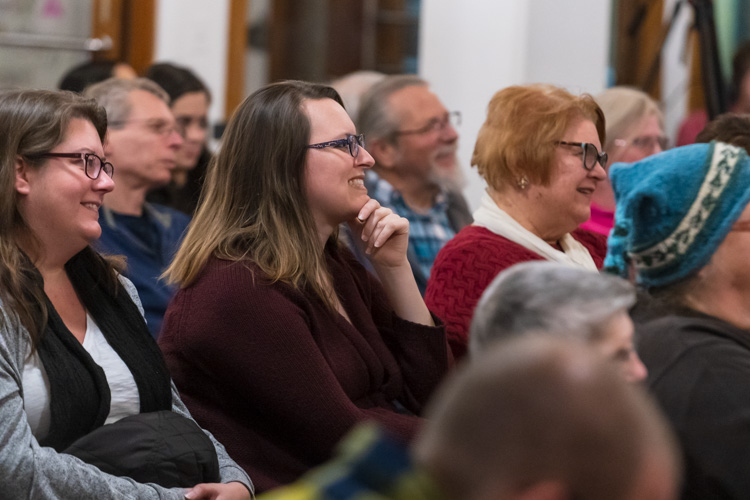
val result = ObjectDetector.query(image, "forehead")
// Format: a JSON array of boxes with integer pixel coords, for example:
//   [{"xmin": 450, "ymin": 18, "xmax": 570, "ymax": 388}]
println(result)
[
  {"xmin": 59, "ymin": 118, "xmax": 103, "ymax": 152},
  {"xmin": 171, "ymin": 91, "xmax": 209, "ymax": 116},
  {"xmin": 387, "ymin": 85, "xmax": 446, "ymax": 125},
  {"xmin": 303, "ymin": 97, "xmax": 355, "ymax": 142},
  {"xmin": 127, "ymin": 89, "xmax": 173, "ymax": 120}
]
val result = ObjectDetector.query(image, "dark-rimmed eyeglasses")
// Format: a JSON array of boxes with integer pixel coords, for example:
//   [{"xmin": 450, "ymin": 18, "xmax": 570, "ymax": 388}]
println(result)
[
  {"xmin": 393, "ymin": 111, "xmax": 461, "ymax": 137},
  {"xmin": 307, "ymin": 134, "xmax": 365, "ymax": 158},
  {"xmin": 556, "ymin": 141, "xmax": 608, "ymax": 171},
  {"xmin": 30, "ymin": 152, "xmax": 114, "ymax": 180}
]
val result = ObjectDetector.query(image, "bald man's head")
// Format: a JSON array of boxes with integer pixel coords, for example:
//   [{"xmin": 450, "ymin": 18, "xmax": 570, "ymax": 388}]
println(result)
[{"xmin": 413, "ymin": 337, "xmax": 679, "ymax": 500}]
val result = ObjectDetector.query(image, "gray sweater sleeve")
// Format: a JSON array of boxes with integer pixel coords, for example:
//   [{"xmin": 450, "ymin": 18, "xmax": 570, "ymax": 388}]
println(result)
[{"xmin": 0, "ymin": 277, "xmax": 252, "ymax": 499}]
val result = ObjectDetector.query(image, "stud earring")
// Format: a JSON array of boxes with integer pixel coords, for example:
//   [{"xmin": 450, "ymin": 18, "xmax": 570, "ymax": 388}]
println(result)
[{"xmin": 517, "ymin": 176, "xmax": 529, "ymax": 190}]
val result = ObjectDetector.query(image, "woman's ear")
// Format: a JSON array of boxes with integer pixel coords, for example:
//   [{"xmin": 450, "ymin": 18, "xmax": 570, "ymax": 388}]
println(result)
[{"xmin": 14, "ymin": 156, "xmax": 31, "ymax": 195}]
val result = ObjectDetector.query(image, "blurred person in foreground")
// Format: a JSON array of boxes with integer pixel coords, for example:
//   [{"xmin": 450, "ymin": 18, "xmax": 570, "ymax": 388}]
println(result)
[
  {"xmin": 159, "ymin": 80, "xmax": 450, "ymax": 493},
  {"xmin": 606, "ymin": 140, "xmax": 750, "ymax": 499},
  {"xmin": 260, "ymin": 337, "xmax": 680, "ymax": 500},
  {"xmin": 426, "ymin": 84, "xmax": 608, "ymax": 360},
  {"xmin": 581, "ymin": 86, "xmax": 665, "ymax": 235},
  {"xmin": 469, "ymin": 260, "xmax": 647, "ymax": 383}
]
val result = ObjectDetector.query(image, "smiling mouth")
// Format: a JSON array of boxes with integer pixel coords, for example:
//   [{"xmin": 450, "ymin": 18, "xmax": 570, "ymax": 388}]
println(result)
[
  {"xmin": 349, "ymin": 178, "xmax": 365, "ymax": 188},
  {"xmin": 82, "ymin": 202, "xmax": 100, "ymax": 212},
  {"xmin": 577, "ymin": 187, "xmax": 595, "ymax": 195}
]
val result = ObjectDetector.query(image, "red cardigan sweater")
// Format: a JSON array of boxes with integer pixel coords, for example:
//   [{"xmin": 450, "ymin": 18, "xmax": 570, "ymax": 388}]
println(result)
[
  {"xmin": 425, "ymin": 225, "xmax": 607, "ymax": 360},
  {"xmin": 159, "ymin": 247, "xmax": 450, "ymax": 493}
]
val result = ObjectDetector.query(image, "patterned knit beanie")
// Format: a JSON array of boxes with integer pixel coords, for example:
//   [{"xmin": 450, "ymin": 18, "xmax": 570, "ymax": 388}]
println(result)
[{"xmin": 604, "ymin": 141, "xmax": 750, "ymax": 287}]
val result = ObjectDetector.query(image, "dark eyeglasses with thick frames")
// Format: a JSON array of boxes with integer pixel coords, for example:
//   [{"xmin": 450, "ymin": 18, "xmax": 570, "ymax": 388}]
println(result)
[
  {"xmin": 307, "ymin": 134, "xmax": 365, "ymax": 158},
  {"xmin": 556, "ymin": 141, "xmax": 608, "ymax": 171},
  {"xmin": 31, "ymin": 152, "xmax": 114, "ymax": 180}
]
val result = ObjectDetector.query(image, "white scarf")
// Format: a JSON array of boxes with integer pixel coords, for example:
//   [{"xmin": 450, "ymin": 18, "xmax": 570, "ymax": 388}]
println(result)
[{"xmin": 472, "ymin": 192, "xmax": 598, "ymax": 271}]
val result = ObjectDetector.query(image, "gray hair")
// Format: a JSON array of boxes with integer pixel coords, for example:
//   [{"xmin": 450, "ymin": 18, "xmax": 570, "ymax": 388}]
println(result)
[
  {"xmin": 330, "ymin": 70, "xmax": 386, "ymax": 123},
  {"xmin": 469, "ymin": 261, "xmax": 636, "ymax": 356},
  {"xmin": 84, "ymin": 77, "xmax": 170, "ymax": 127},
  {"xmin": 357, "ymin": 74, "xmax": 427, "ymax": 142},
  {"xmin": 595, "ymin": 86, "xmax": 663, "ymax": 152}
]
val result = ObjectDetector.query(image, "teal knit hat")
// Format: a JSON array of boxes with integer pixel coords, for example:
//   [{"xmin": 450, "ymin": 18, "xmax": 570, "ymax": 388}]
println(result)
[{"xmin": 604, "ymin": 141, "xmax": 750, "ymax": 288}]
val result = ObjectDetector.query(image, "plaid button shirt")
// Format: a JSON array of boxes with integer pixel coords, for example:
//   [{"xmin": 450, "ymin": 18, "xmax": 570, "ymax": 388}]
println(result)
[{"xmin": 367, "ymin": 172, "xmax": 456, "ymax": 281}]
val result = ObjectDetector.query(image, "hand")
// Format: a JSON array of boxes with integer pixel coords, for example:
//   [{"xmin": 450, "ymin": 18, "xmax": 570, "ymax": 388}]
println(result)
[
  {"xmin": 348, "ymin": 198, "xmax": 410, "ymax": 269},
  {"xmin": 184, "ymin": 481, "xmax": 252, "ymax": 500}
]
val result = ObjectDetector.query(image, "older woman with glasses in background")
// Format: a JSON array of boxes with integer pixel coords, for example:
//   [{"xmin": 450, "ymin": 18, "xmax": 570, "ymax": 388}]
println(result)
[
  {"xmin": 426, "ymin": 84, "xmax": 609, "ymax": 360},
  {"xmin": 159, "ymin": 80, "xmax": 451, "ymax": 493},
  {"xmin": 580, "ymin": 86, "xmax": 666, "ymax": 236}
]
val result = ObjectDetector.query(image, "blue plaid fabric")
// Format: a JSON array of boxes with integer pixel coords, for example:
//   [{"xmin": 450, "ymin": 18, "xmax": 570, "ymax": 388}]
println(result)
[
  {"xmin": 367, "ymin": 173, "xmax": 455, "ymax": 280},
  {"xmin": 258, "ymin": 424, "xmax": 443, "ymax": 500}
]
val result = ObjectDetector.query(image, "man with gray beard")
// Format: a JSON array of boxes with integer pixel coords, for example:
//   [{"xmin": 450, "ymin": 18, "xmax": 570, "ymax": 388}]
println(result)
[{"xmin": 357, "ymin": 75, "xmax": 472, "ymax": 294}]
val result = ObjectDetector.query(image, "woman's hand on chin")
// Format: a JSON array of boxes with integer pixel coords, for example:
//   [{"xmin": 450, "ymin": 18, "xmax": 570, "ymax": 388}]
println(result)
[{"xmin": 348, "ymin": 198, "xmax": 410, "ymax": 269}]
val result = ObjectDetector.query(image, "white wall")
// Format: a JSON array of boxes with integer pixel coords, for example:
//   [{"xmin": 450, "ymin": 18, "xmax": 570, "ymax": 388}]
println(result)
[
  {"xmin": 154, "ymin": 0, "xmax": 230, "ymax": 128},
  {"xmin": 420, "ymin": 0, "xmax": 612, "ymax": 210}
]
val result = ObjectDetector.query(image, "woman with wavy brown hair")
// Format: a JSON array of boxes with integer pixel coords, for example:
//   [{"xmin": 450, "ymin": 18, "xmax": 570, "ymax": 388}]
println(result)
[
  {"xmin": 0, "ymin": 89, "xmax": 251, "ymax": 499},
  {"xmin": 160, "ymin": 80, "xmax": 450, "ymax": 493}
]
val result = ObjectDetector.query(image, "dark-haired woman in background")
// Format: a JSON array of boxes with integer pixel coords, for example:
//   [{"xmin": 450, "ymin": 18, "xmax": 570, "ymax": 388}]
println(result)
[{"xmin": 146, "ymin": 62, "xmax": 212, "ymax": 215}]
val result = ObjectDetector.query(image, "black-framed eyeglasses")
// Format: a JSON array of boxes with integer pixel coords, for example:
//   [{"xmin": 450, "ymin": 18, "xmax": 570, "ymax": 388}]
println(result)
[
  {"xmin": 556, "ymin": 141, "xmax": 608, "ymax": 171},
  {"xmin": 307, "ymin": 133, "xmax": 365, "ymax": 158},
  {"xmin": 393, "ymin": 111, "xmax": 461, "ymax": 137},
  {"xmin": 30, "ymin": 152, "xmax": 114, "ymax": 179}
]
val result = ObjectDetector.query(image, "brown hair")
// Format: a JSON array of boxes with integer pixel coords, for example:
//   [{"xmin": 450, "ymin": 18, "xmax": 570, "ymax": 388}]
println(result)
[
  {"xmin": 0, "ymin": 89, "xmax": 120, "ymax": 345},
  {"xmin": 164, "ymin": 80, "xmax": 345, "ymax": 309},
  {"xmin": 472, "ymin": 84, "xmax": 605, "ymax": 190}
]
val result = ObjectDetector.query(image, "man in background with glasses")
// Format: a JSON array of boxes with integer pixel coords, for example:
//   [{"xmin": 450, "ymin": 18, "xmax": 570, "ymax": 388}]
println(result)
[
  {"xmin": 85, "ymin": 78, "xmax": 189, "ymax": 338},
  {"xmin": 357, "ymin": 75, "xmax": 472, "ymax": 295}
]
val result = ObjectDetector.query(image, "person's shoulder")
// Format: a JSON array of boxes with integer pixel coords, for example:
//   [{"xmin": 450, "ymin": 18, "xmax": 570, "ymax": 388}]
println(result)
[{"xmin": 144, "ymin": 202, "xmax": 191, "ymax": 231}]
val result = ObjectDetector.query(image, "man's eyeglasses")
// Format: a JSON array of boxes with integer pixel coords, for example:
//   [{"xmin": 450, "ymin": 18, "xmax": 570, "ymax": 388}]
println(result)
[
  {"xmin": 307, "ymin": 134, "xmax": 365, "ymax": 158},
  {"xmin": 614, "ymin": 135, "xmax": 668, "ymax": 151},
  {"xmin": 556, "ymin": 141, "xmax": 608, "ymax": 171},
  {"xmin": 393, "ymin": 111, "xmax": 461, "ymax": 137},
  {"xmin": 108, "ymin": 118, "xmax": 180, "ymax": 137},
  {"xmin": 31, "ymin": 152, "xmax": 114, "ymax": 179}
]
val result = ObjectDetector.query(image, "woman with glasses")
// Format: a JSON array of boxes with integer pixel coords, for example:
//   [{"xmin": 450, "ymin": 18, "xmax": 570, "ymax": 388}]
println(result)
[
  {"xmin": 145, "ymin": 62, "xmax": 212, "ymax": 215},
  {"xmin": 159, "ymin": 80, "xmax": 450, "ymax": 493},
  {"xmin": 0, "ymin": 89, "xmax": 252, "ymax": 499},
  {"xmin": 425, "ymin": 84, "xmax": 609, "ymax": 360},
  {"xmin": 580, "ymin": 86, "xmax": 666, "ymax": 236}
]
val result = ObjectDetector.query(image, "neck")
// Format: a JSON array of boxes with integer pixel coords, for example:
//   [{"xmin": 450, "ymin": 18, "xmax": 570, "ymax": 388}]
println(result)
[
  {"xmin": 103, "ymin": 183, "xmax": 148, "ymax": 216},
  {"xmin": 375, "ymin": 168, "xmax": 439, "ymax": 213},
  {"xmin": 489, "ymin": 188, "xmax": 564, "ymax": 245},
  {"xmin": 687, "ymin": 285, "xmax": 750, "ymax": 330}
]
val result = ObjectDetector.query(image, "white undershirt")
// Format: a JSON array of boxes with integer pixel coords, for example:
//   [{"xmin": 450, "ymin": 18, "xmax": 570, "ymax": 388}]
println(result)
[{"xmin": 22, "ymin": 313, "xmax": 141, "ymax": 440}]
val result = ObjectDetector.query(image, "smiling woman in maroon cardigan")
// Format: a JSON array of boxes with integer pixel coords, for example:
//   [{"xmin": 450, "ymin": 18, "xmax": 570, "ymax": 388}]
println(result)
[{"xmin": 159, "ymin": 80, "xmax": 450, "ymax": 493}]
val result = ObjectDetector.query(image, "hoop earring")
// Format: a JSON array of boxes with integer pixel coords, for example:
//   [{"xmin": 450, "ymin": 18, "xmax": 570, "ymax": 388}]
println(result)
[{"xmin": 517, "ymin": 176, "xmax": 529, "ymax": 190}]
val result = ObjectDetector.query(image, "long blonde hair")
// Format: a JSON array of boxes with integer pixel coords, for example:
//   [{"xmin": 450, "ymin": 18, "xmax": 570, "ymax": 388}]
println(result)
[{"xmin": 165, "ymin": 80, "xmax": 345, "ymax": 309}]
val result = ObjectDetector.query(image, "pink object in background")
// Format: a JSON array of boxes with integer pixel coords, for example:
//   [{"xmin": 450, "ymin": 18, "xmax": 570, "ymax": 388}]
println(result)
[{"xmin": 42, "ymin": 0, "xmax": 63, "ymax": 18}]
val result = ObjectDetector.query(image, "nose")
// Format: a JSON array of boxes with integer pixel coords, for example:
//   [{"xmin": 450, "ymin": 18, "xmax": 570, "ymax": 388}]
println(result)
[
  {"xmin": 357, "ymin": 146, "xmax": 375, "ymax": 169},
  {"xmin": 589, "ymin": 162, "xmax": 608, "ymax": 181},
  {"xmin": 625, "ymin": 352, "xmax": 648, "ymax": 384},
  {"xmin": 168, "ymin": 128, "xmax": 184, "ymax": 149},
  {"xmin": 440, "ymin": 121, "xmax": 459, "ymax": 143},
  {"xmin": 94, "ymin": 171, "xmax": 115, "ymax": 193}
]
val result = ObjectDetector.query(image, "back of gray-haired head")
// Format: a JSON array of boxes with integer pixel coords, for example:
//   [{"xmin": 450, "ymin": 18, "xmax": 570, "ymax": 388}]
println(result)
[
  {"xmin": 84, "ymin": 77, "xmax": 170, "ymax": 126},
  {"xmin": 469, "ymin": 261, "xmax": 636, "ymax": 357},
  {"xmin": 357, "ymin": 74, "xmax": 427, "ymax": 142}
]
